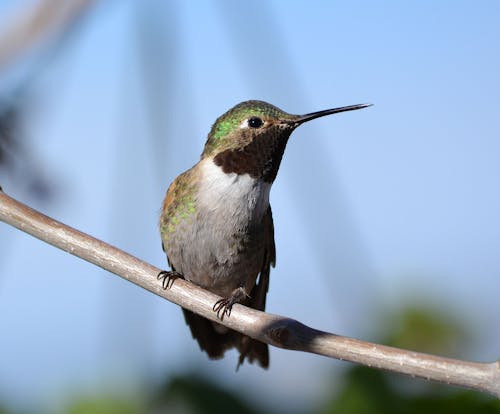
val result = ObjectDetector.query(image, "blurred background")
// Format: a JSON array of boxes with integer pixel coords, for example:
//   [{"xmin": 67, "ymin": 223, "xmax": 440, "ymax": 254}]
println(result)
[{"xmin": 0, "ymin": 0, "xmax": 499, "ymax": 413}]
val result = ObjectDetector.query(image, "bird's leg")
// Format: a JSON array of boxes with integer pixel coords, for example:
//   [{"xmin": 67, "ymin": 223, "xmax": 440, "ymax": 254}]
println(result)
[
  {"xmin": 213, "ymin": 287, "xmax": 249, "ymax": 320},
  {"xmin": 157, "ymin": 270, "xmax": 182, "ymax": 290}
]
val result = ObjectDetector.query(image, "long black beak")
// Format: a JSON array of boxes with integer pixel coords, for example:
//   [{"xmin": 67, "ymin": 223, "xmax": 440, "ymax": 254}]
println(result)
[{"xmin": 291, "ymin": 103, "xmax": 372, "ymax": 126}]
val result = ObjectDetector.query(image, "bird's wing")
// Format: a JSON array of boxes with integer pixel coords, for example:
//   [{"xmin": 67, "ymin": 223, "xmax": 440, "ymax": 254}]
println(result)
[
  {"xmin": 159, "ymin": 168, "xmax": 195, "ymax": 270},
  {"xmin": 250, "ymin": 205, "xmax": 276, "ymax": 312}
]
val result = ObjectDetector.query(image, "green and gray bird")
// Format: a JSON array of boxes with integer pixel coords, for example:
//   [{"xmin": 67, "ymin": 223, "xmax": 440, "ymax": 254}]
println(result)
[{"xmin": 159, "ymin": 100, "xmax": 370, "ymax": 369}]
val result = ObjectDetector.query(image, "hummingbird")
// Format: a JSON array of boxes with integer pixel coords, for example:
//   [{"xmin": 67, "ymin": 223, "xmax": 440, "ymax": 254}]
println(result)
[{"xmin": 158, "ymin": 100, "xmax": 371, "ymax": 369}]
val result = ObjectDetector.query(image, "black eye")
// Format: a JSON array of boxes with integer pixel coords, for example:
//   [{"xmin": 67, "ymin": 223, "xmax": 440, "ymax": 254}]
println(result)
[{"xmin": 248, "ymin": 117, "xmax": 263, "ymax": 128}]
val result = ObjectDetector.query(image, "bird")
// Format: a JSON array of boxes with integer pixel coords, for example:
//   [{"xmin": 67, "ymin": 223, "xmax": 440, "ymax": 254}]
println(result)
[{"xmin": 158, "ymin": 100, "xmax": 371, "ymax": 369}]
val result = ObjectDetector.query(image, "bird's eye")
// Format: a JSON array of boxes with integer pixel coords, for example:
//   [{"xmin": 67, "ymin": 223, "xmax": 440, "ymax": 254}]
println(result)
[{"xmin": 247, "ymin": 117, "xmax": 263, "ymax": 128}]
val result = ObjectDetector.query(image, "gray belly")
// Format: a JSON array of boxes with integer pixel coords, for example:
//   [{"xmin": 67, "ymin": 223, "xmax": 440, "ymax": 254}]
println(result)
[{"xmin": 165, "ymin": 209, "xmax": 266, "ymax": 297}]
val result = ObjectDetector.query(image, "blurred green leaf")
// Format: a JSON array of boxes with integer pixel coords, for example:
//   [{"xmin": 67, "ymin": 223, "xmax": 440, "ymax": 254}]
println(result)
[
  {"xmin": 150, "ymin": 373, "xmax": 262, "ymax": 414},
  {"xmin": 66, "ymin": 396, "xmax": 140, "ymax": 414},
  {"xmin": 321, "ymin": 365, "xmax": 500, "ymax": 414},
  {"xmin": 382, "ymin": 306, "xmax": 465, "ymax": 355}
]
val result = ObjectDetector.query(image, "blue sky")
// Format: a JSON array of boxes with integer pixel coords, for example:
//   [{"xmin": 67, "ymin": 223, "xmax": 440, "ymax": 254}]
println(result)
[{"xmin": 0, "ymin": 1, "xmax": 499, "ymax": 411}]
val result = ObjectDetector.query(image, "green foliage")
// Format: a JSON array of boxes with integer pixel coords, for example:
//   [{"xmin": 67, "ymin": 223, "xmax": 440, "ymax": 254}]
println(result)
[
  {"xmin": 149, "ymin": 373, "xmax": 260, "ymax": 414},
  {"xmin": 382, "ymin": 306, "xmax": 465, "ymax": 355},
  {"xmin": 66, "ymin": 396, "xmax": 141, "ymax": 414},
  {"xmin": 320, "ymin": 366, "xmax": 500, "ymax": 414}
]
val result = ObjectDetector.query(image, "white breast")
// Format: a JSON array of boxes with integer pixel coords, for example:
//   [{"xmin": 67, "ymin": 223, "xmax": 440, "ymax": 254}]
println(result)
[{"xmin": 197, "ymin": 158, "xmax": 271, "ymax": 221}]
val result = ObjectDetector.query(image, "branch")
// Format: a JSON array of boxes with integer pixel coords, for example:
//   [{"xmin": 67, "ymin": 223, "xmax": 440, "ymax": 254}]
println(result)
[{"xmin": 0, "ymin": 188, "xmax": 499, "ymax": 397}]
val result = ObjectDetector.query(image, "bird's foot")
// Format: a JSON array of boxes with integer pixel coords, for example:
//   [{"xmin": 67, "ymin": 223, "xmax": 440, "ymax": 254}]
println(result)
[
  {"xmin": 157, "ymin": 270, "xmax": 182, "ymax": 290},
  {"xmin": 213, "ymin": 287, "xmax": 248, "ymax": 320}
]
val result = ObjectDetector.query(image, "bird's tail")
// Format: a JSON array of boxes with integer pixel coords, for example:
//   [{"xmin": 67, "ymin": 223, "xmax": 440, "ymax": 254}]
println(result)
[{"xmin": 182, "ymin": 309, "xmax": 269, "ymax": 369}]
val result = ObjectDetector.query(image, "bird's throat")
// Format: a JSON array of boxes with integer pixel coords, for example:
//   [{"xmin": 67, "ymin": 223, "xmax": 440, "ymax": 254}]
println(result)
[
  {"xmin": 212, "ymin": 129, "xmax": 290, "ymax": 183},
  {"xmin": 197, "ymin": 159, "xmax": 272, "ymax": 221}
]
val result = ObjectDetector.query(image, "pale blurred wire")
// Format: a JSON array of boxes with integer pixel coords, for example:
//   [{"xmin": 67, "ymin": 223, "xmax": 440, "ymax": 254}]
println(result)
[
  {"xmin": 100, "ymin": 0, "xmax": 199, "ymax": 384},
  {"xmin": 134, "ymin": 1, "xmax": 183, "ymax": 185}
]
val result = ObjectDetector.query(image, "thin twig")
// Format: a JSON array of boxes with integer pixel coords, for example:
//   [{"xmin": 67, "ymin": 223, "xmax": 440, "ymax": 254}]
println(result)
[{"xmin": 0, "ymin": 188, "xmax": 499, "ymax": 397}]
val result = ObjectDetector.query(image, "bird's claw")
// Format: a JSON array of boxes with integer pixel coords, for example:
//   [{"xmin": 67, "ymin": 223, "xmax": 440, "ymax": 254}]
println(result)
[
  {"xmin": 212, "ymin": 287, "xmax": 248, "ymax": 320},
  {"xmin": 213, "ymin": 297, "xmax": 235, "ymax": 320},
  {"xmin": 157, "ymin": 270, "xmax": 181, "ymax": 290}
]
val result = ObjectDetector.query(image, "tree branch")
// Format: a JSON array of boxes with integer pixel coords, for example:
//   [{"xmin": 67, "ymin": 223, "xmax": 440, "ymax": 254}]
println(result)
[{"xmin": 0, "ymin": 188, "xmax": 499, "ymax": 397}]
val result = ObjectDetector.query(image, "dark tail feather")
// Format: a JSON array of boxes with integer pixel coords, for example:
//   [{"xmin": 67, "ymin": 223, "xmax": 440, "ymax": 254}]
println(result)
[
  {"xmin": 237, "ymin": 336, "xmax": 269, "ymax": 370},
  {"xmin": 182, "ymin": 309, "xmax": 229, "ymax": 358},
  {"xmin": 182, "ymin": 309, "xmax": 269, "ymax": 368}
]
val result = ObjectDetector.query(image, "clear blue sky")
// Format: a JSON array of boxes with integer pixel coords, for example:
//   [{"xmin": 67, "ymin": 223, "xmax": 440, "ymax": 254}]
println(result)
[{"xmin": 0, "ymin": 1, "xmax": 499, "ymax": 411}]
